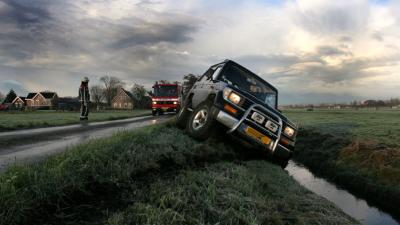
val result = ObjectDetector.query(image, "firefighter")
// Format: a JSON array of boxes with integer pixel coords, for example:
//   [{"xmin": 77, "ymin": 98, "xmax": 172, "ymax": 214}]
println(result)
[{"xmin": 79, "ymin": 77, "xmax": 90, "ymax": 120}]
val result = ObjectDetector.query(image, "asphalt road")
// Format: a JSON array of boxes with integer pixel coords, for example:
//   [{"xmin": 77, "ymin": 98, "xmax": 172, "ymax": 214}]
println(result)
[{"xmin": 0, "ymin": 115, "xmax": 173, "ymax": 172}]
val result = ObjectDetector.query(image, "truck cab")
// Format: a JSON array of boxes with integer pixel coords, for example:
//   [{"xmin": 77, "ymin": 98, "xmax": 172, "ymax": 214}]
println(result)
[
  {"xmin": 152, "ymin": 83, "xmax": 181, "ymax": 116},
  {"xmin": 176, "ymin": 60, "xmax": 298, "ymax": 160}
]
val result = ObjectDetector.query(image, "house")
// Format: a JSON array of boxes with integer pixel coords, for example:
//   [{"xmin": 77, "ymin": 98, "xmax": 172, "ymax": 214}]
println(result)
[
  {"xmin": 11, "ymin": 96, "xmax": 26, "ymax": 109},
  {"xmin": 25, "ymin": 92, "xmax": 58, "ymax": 109},
  {"xmin": 112, "ymin": 88, "xmax": 135, "ymax": 109}
]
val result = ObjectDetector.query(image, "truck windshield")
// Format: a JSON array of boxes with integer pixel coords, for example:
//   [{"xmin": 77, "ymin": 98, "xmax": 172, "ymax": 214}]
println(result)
[
  {"xmin": 154, "ymin": 85, "xmax": 178, "ymax": 97},
  {"xmin": 220, "ymin": 64, "xmax": 277, "ymax": 108}
]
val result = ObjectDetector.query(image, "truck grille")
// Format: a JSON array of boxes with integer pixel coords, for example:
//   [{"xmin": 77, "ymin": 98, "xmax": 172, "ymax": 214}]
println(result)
[{"xmin": 154, "ymin": 101, "xmax": 174, "ymax": 104}]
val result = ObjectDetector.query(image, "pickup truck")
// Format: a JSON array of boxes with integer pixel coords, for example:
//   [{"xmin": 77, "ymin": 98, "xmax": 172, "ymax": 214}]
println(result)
[{"xmin": 176, "ymin": 60, "xmax": 297, "ymax": 160}]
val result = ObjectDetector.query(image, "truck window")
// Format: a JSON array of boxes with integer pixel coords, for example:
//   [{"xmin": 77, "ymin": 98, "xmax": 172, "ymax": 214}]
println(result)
[
  {"xmin": 220, "ymin": 64, "xmax": 277, "ymax": 108},
  {"xmin": 154, "ymin": 86, "xmax": 178, "ymax": 97}
]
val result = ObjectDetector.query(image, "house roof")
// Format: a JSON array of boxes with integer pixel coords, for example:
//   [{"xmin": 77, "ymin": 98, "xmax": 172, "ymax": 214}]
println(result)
[
  {"xmin": 121, "ymin": 88, "xmax": 134, "ymax": 99},
  {"xmin": 40, "ymin": 92, "xmax": 57, "ymax": 99},
  {"xmin": 11, "ymin": 96, "xmax": 26, "ymax": 104},
  {"xmin": 26, "ymin": 92, "xmax": 37, "ymax": 99},
  {"xmin": 112, "ymin": 88, "xmax": 134, "ymax": 102}
]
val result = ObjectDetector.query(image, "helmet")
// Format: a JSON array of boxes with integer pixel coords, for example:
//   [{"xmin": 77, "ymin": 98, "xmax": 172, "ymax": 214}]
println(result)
[{"xmin": 82, "ymin": 77, "xmax": 89, "ymax": 82}]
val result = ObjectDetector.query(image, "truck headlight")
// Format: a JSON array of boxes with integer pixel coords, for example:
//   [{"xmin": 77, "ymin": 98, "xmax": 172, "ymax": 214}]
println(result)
[
  {"xmin": 173, "ymin": 101, "xmax": 178, "ymax": 104},
  {"xmin": 223, "ymin": 87, "xmax": 241, "ymax": 105},
  {"xmin": 284, "ymin": 126, "xmax": 295, "ymax": 137},
  {"xmin": 228, "ymin": 92, "xmax": 241, "ymax": 105},
  {"xmin": 152, "ymin": 101, "xmax": 157, "ymax": 105}
]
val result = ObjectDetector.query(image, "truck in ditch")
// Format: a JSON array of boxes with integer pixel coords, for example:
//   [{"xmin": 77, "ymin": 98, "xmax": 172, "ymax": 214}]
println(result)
[{"xmin": 176, "ymin": 60, "xmax": 297, "ymax": 160}]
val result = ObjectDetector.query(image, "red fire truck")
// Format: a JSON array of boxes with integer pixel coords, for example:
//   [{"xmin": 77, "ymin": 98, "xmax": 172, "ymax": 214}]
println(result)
[{"xmin": 152, "ymin": 83, "xmax": 181, "ymax": 116}]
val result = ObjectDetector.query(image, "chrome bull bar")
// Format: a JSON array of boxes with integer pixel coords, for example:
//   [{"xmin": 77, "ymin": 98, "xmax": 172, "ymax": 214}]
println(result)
[{"xmin": 226, "ymin": 104, "xmax": 283, "ymax": 152}]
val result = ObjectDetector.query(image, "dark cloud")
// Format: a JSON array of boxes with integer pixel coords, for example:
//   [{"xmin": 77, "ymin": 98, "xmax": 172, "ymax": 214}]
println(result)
[
  {"xmin": 0, "ymin": 0, "xmax": 202, "ymax": 89},
  {"xmin": 0, "ymin": 0, "xmax": 52, "ymax": 27},
  {"xmin": 317, "ymin": 45, "xmax": 351, "ymax": 56},
  {"xmin": 110, "ymin": 22, "xmax": 198, "ymax": 49}
]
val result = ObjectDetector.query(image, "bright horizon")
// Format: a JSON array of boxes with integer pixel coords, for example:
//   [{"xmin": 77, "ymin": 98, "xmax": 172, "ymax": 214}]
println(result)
[{"xmin": 1, "ymin": 0, "xmax": 399, "ymax": 104}]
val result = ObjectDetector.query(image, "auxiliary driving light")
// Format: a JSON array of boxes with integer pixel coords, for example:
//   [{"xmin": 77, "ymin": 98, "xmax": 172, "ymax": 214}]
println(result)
[
  {"xmin": 284, "ymin": 126, "xmax": 295, "ymax": 137},
  {"xmin": 265, "ymin": 120, "xmax": 278, "ymax": 133},
  {"xmin": 251, "ymin": 112, "xmax": 265, "ymax": 124}
]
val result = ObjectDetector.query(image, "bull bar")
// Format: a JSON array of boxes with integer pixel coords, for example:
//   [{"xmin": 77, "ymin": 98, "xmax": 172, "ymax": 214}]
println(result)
[{"xmin": 216, "ymin": 104, "xmax": 283, "ymax": 152}]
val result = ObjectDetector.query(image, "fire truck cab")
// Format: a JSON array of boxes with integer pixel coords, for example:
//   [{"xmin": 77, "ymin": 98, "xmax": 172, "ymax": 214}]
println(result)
[{"xmin": 152, "ymin": 83, "xmax": 181, "ymax": 116}]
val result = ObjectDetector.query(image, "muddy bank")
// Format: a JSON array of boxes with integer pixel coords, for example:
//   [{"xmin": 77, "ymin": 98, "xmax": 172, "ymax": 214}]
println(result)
[{"xmin": 293, "ymin": 128, "xmax": 400, "ymax": 219}]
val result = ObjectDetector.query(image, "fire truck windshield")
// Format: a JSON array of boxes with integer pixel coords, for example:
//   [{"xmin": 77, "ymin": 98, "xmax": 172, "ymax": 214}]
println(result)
[{"xmin": 154, "ymin": 85, "xmax": 178, "ymax": 97}]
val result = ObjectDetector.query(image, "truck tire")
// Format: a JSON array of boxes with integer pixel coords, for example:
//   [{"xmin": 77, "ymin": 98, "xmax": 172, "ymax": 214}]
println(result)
[
  {"xmin": 176, "ymin": 98, "xmax": 192, "ymax": 129},
  {"xmin": 187, "ymin": 101, "xmax": 215, "ymax": 140}
]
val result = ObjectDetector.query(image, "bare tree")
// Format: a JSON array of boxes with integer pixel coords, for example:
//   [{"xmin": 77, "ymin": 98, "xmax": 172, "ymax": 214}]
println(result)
[
  {"xmin": 100, "ymin": 76, "xmax": 125, "ymax": 106},
  {"xmin": 90, "ymin": 85, "xmax": 105, "ymax": 110}
]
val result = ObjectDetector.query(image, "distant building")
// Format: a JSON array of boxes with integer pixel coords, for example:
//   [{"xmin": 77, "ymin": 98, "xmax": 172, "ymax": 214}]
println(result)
[
  {"xmin": 11, "ymin": 96, "xmax": 26, "ymax": 109},
  {"xmin": 57, "ymin": 97, "xmax": 80, "ymax": 111},
  {"xmin": 112, "ymin": 88, "xmax": 135, "ymax": 109},
  {"xmin": 25, "ymin": 92, "xmax": 58, "ymax": 109}
]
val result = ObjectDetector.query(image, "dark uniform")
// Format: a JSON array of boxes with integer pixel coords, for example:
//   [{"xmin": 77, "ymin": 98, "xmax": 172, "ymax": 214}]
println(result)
[{"xmin": 79, "ymin": 77, "xmax": 90, "ymax": 120}]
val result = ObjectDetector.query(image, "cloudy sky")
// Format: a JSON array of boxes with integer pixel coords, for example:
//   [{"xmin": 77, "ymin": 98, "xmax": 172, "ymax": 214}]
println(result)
[{"xmin": 0, "ymin": 0, "xmax": 399, "ymax": 104}]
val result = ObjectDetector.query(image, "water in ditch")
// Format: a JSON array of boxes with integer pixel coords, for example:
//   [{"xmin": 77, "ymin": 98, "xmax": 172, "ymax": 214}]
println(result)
[{"xmin": 285, "ymin": 160, "xmax": 399, "ymax": 225}]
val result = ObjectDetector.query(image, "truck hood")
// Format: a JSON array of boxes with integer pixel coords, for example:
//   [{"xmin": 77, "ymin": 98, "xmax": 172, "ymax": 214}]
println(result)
[{"xmin": 230, "ymin": 86, "xmax": 297, "ymax": 128}]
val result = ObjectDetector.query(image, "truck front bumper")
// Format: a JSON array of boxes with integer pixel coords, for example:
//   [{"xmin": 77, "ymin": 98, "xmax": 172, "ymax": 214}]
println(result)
[
  {"xmin": 152, "ymin": 104, "xmax": 180, "ymax": 112},
  {"xmin": 214, "ymin": 107, "xmax": 293, "ymax": 159}
]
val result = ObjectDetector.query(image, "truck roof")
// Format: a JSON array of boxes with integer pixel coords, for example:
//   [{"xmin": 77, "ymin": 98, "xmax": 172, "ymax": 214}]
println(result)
[{"xmin": 153, "ymin": 84, "xmax": 180, "ymax": 86}]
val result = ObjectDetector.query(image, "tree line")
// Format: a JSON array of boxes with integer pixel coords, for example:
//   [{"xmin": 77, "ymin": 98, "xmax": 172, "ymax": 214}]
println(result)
[{"xmin": 283, "ymin": 98, "xmax": 400, "ymax": 109}]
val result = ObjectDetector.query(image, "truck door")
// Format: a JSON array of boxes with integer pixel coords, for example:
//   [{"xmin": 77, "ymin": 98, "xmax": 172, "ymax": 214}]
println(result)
[{"xmin": 191, "ymin": 66, "xmax": 222, "ymax": 108}]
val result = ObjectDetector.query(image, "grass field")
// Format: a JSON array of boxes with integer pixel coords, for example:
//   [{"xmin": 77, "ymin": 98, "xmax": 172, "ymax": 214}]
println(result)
[
  {"xmin": 0, "ymin": 110, "xmax": 150, "ymax": 131},
  {"xmin": 284, "ymin": 109, "xmax": 400, "ymax": 216},
  {"xmin": 0, "ymin": 123, "xmax": 358, "ymax": 225},
  {"xmin": 285, "ymin": 109, "xmax": 400, "ymax": 147}
]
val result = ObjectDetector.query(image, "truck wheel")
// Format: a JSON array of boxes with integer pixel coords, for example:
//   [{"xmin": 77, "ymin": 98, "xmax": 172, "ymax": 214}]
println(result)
[
  {"xmin": 152, "ymin": 110, "xmax": 157, "ymax": 116},
  {"xmin": 176, "ymin": 99, "xmax": 191, "ymax": 129},
  {"xmin": 187, "ymin": 101, "xmax": 215, "ymax": 140}
]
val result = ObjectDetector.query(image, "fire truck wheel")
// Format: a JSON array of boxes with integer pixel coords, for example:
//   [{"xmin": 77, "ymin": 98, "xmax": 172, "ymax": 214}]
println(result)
[
  {"xmin": 152, "ymin": 110, "xmax": 157, "ymax": 116},
  {"xmin": 176, "ymin": 100, "xmax": 191, "ymax": 129},
  {"xmin": 187, "ymin": 101, "xmax": 215, "ymax": 140}
]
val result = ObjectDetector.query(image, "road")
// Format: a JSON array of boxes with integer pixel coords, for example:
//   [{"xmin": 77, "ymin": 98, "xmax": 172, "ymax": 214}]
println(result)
[{"xmin": 0, "ymin": 115, "xmax": 173, "ymax": 171}]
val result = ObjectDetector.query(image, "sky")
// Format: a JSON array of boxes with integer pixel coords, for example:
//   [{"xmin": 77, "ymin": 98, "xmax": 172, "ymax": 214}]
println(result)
[{"xmin": 0, "ymin": 0, "xmax": 399, "ymax": 104}]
